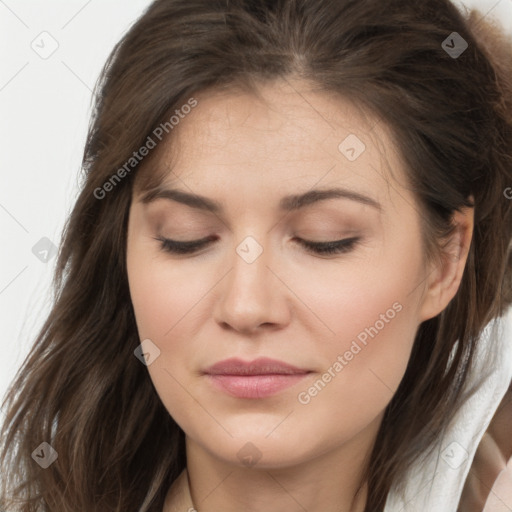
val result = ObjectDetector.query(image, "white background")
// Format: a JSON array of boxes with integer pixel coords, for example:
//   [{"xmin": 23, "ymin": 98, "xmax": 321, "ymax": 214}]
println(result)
[{"xmin": 1, "ymin": 0, "xmax": 512, "ymax": 419}]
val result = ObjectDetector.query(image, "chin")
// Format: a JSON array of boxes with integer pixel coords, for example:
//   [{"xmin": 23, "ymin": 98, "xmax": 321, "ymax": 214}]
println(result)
[{"xmin": 190, "ymin": 426, "xmax": 321, "ymax": 470}]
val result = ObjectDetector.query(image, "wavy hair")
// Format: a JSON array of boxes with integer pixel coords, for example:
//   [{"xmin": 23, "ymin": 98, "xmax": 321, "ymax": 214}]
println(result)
[{"xmin": 1, "ymin": 0, "xmax": 512, "ymax": 510}]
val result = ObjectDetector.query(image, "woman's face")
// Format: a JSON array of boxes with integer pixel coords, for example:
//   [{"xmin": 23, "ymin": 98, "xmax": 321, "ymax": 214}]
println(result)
[{"xmin": 126, "ymin": 79, "xmax": 438, "ymax": 469}]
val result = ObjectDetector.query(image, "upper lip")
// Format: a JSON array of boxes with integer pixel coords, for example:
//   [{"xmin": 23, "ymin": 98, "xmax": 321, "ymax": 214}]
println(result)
[{"xmin": 203, "ymin": 357, "xmax": 310, "ymax": 376}]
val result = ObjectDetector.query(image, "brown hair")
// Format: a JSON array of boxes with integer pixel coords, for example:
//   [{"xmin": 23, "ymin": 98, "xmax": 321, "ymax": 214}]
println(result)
[{"xmin": 1, "ymin": 1, "xmax": 511, "ymax": 510}]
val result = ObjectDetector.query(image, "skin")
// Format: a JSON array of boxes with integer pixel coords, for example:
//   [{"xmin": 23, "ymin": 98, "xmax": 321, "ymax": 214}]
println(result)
[
  {"xmin": 460, "ymin": 389, "xmax": 512, "ymax": 510},
  {"xmin": 125, "ymin": 78, "xmax": 474, "ymax": 512}
]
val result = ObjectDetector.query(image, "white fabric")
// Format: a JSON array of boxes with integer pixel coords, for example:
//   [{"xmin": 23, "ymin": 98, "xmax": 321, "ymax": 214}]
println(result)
[{"xmin": 383, "ymin": 305, "xmax": 512, "ymax": 512}]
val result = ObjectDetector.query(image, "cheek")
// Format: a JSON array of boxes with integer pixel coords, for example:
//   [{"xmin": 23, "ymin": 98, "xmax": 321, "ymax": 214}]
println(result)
[
  {"xmin": 126, "ymin": 242, "xmax": 207, "ymax": 339},
  {"xmin": 126, "ymin": 243, "xmax": 208, "ymax": 432},
  {"xmin": 308, "ymin": 265, "xmax": 418, "ymax": 364},
  {"xmin": 289, "ymin": 296, "xmax": 417, "ymax": 454},
  {"xmin": 304, "ymin": 216, "xmax": 424, "ymax": 356},
  {"xmin": 292, "ymin": 241, "xmax": 423, "ymax": 436}
]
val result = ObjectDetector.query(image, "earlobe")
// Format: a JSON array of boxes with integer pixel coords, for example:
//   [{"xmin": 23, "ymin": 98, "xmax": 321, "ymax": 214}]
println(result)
[{"xmin": 418, "ymin": 202, "xmax": 475, "ymax": 323}]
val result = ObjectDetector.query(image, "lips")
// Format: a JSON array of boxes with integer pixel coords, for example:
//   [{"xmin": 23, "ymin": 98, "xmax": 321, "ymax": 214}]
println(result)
[
  {"xmin": 203, "ymin": 357, "xmax": 311, "ymax": 399},
  {"xmin": 203, "ymin": 357, "xmax": 310, "ymax": 376}
]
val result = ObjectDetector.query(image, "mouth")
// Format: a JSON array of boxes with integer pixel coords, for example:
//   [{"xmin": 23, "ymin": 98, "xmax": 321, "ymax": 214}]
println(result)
[{"xmin": 203, "ymin": 357, "xmax": 312, "ymax": 399}]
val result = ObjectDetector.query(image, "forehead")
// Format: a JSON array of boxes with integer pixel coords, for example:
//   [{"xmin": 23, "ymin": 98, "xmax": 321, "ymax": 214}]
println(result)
[
  {"xmin": 173, "ymin": 80, "xmax": 378, "ymax": 167},
  {"xmin": 134, "ymin": 79, "xmax": 409, "ymax": 215}
]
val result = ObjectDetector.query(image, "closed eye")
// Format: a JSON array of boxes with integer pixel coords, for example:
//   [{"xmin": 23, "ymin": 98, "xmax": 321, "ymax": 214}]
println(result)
[
  {"xmin": 297, "ymin": 237, "xmax": 360, "ymax": 255},
  {"xmin": 154, "ymin": 235, "xmax": 217, "ymax": 255},
  {"xmin": 154, "ymin": 235, "xmax": 361, "ymax": 256}
]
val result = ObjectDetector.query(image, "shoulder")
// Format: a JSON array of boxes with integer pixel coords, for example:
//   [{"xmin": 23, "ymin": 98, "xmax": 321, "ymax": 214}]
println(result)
[{"xmin": 458, "ymin": 384, "xmax": 512, "ymax": 511}]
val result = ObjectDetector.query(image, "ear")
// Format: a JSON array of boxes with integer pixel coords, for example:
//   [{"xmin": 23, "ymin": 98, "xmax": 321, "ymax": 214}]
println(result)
[{"xmin": 418, "ymin": 199, "xmax": 475, "ymax": 323}]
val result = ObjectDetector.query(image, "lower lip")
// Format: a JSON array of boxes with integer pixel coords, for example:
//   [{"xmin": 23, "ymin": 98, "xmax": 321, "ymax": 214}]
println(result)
[{"xmin": 206, "ymin": 374, "xmax": 310, "ymax": 399}]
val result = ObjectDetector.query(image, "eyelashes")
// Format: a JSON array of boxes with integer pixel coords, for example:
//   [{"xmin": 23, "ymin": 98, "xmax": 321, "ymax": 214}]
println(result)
[
  {"xmin": 154, "ymin": 235, "xmax": 361, "ymax": 256},
  {"xmin": 154, "ymin": 235, "xmax": 218, "ymax": 255},
  {"xmin": 298, "ymin": 237, "xmax": 360, "ymax": 255}
]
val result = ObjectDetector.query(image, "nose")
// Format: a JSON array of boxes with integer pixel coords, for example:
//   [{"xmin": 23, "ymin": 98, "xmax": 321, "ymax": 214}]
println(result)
[{"xmin": 213, "ymin": 237, "xmax": 291, "ymax": 335}]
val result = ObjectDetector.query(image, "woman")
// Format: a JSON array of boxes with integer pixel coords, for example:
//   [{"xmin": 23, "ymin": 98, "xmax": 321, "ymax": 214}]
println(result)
[{"xmin": 1, "ymin": 0, "xmax": 511, "ymax": 511}]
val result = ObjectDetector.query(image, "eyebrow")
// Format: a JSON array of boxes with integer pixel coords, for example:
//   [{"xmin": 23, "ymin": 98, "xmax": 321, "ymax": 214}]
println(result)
[{"xmin": 139, "ymin": 186, "xmax": 382, "ymax": 213}]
